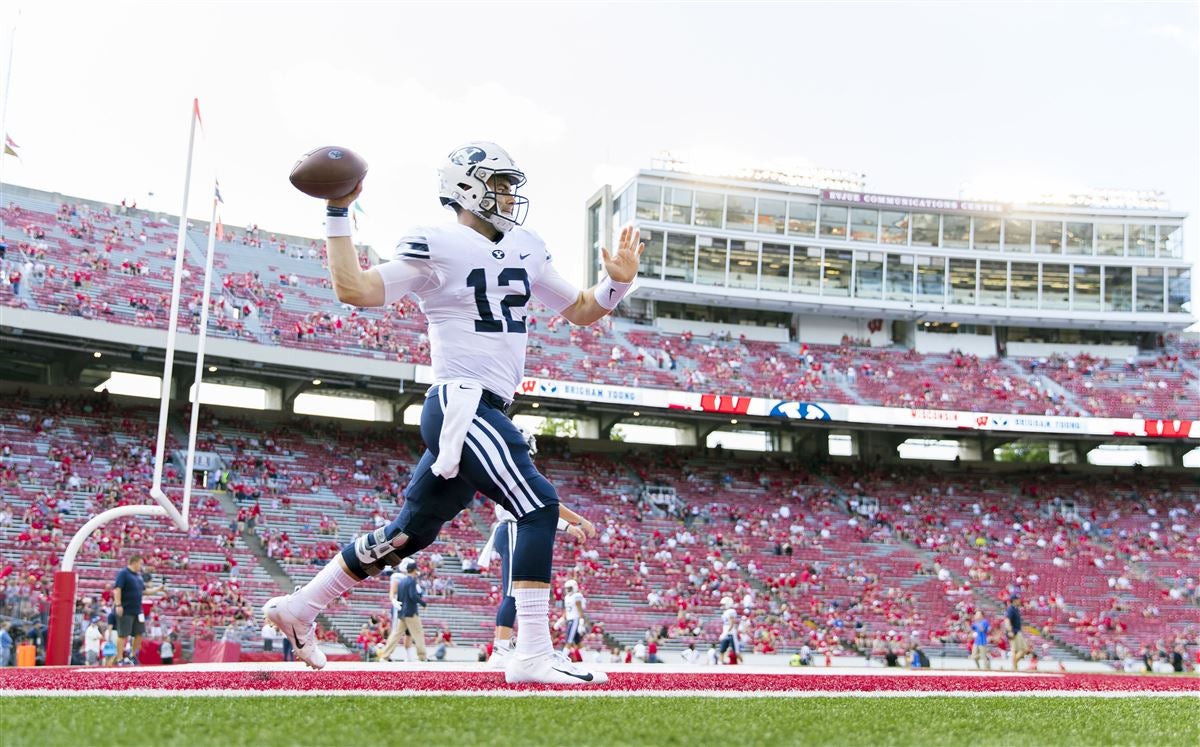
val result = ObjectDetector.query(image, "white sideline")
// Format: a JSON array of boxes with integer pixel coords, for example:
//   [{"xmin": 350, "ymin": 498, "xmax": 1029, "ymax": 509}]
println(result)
[
  {"xmin": 66, "ymin": 661, "xmax": 1072, "ymax": 678},
  {"xmin": 2, "ymin": 689, "xmax": 1196, "ymax": 699}
]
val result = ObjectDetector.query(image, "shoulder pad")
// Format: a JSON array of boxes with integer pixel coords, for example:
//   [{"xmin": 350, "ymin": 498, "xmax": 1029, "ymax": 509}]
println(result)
[{"xmin": 395, "ymin": 227, "xmax": 431, "ymax": 261}]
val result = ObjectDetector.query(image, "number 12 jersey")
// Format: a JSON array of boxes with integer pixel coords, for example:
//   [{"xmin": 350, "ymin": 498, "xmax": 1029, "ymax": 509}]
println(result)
[{"xmin": 376, "ymin": 223, "xmax": 580, "ymax": 400}]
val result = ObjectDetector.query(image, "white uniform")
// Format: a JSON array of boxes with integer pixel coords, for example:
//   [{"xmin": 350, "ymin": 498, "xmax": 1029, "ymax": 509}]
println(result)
[
  {"xmin": 377, "ymin": 224, "xmax": 578, "ymax": 399},
  {"xmin": 718, "ymin": 608, "xmax": 739, "ymax": 657},
  {"xmin": 564, "ymin": 589, "xmax": 586, "ymax": 645},
  {"xmin": 721, "ymin": 608, "xmax": 737, "ymax": 637},
  {"xmin": 84, "ymin": 624, "xmax": 102, "ymax": 664},
  {"xmin": 565, "ymin": 591, "xmax": 586, "ymax": 622}
]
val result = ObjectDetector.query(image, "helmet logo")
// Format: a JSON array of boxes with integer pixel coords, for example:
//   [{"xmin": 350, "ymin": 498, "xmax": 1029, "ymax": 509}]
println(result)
[
  {"xmin": 449, "ymin": 146, "xmax": 487, "ymax": 165},
  {"xmin": 491, "ymin": 249, "xmax": 506, "ymax": 260}
]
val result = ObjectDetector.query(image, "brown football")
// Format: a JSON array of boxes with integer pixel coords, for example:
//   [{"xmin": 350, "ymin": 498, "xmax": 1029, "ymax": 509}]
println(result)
[{"xmin": 288, "ymin": 146, "xmax": 368, "ymax": 199}]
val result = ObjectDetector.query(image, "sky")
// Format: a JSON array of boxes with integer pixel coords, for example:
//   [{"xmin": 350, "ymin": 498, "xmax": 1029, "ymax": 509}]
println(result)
[{"xmin": 0, "ymin": 1, "xmax": 1197, "ymax": 303}]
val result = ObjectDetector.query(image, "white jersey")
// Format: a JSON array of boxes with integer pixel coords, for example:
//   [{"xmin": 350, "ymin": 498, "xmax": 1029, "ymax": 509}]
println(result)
[
  {"xmin": 721, "ymin": 608, "xmax": 737, "ymax": 637},
  {"xmin": 377, "ymin": 223, "xmax": 579, "ymax": 399},
  {"xmin": 84, "ymin": 625, "xmax": 102, "ymax": 654},
  {"xmin": 564, "ymin": 591, "xmax": 586, "ymax": 621}
]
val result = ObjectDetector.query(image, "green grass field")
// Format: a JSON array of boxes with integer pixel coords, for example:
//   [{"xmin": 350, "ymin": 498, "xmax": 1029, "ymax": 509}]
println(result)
[{"xmin": 2, "ymin": 696, "xmax": 1197, "ymax": 746}]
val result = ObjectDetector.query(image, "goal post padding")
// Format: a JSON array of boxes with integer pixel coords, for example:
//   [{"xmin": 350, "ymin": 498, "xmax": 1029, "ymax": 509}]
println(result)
[{"xmin": 46, "ymin": 571, "xmax": 78, "ymax": 666}]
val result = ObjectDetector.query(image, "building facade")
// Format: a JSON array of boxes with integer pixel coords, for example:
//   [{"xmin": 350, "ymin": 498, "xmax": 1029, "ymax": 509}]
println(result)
[{"xmin": 586, "ymin": 168, "xmax": 1192, "ymax": 343}]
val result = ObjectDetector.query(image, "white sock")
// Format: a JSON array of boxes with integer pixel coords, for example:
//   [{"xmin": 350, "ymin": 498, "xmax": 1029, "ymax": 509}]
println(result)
[
  {"xmin": 514, "ymin": 587, "xmax": 552, "ymax": 658},
  {"xmin": 289, "ymin": 559, "xmax": 358, "ymax": 625},
  {"xmin": 494, "ymin": 638, "xmax": 512, "ymax": 652}
]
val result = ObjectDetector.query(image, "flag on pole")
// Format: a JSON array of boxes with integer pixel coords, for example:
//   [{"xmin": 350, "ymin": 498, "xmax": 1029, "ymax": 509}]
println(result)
[
  {"xmin": 214, "ymin": 181, "xmax": 226, "ymax": 241},
  {"xmin": 3, "ymin": 134, "xmax": 19, "ymax": 159},
  {"xmin": 193, "ymin": 98, "xmax": 203, "ymax": 130},
  {"xmin": 353, "ymin": 201, "xmax": 365, "ymax": 230}
]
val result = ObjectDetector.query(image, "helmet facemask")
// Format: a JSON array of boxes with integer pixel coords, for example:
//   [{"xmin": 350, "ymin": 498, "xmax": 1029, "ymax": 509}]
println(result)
[{"xmin": 474, "ymin": 168, "xmax": 529, "ymax": 234}]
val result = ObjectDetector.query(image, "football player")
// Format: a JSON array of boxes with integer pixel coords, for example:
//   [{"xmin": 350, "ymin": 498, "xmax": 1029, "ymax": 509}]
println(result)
[
  {"xmin": 560, "ymin": 579, "xmax": 589, "ymax": 654},
  {"xmin": 266, "ymin": 142, "xmax": 641, "ymax": 685},
  {"xmin": 481, "ymin": 500, "xmax": 595, "ymax": 669},
  {"xmin": 717, "ymin": 596, "xmax": 740, "ymax": 664}
]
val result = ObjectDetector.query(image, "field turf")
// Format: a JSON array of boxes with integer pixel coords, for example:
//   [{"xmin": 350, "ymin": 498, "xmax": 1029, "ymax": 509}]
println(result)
[{"xmin": 2, "ymin": 695, "xmax": 1197, "ymax": 746}]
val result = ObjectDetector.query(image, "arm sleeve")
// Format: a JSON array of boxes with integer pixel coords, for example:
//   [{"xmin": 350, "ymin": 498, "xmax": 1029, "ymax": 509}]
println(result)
[
  {"xmin": 531, "ymin": 257, "xmax": 581, "ymax": 314},
  {"xmin": 376, "ymin": 257, "xmax": 435, "ymax": 306}
]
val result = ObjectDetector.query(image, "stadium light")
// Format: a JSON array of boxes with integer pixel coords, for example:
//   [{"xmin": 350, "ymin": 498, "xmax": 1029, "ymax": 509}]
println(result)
[
  {"xmin": 961, "ymin": 179, "xmax": 1170, "ymax": 211},
  {"xmin": 92, "ymin": 351, "xmax": 102, "ymax": 358},
  {"xmin": 651, "ymin": 150, "xmax": 866, "ymax": 192}
]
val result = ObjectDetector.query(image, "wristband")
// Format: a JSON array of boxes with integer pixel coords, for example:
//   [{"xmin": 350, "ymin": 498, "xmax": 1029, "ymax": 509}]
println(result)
[
  {"xmin": 325, "ymin": 216, "xmax": 352, "ymax": 238},
  {"xmin": 326, "ymin": 206, "xmax": 350, "ymax": 217},
  {"xmin": 593, "ymin": 275, "xmax": 633, "ymax": 311},
  {"xmin": 557, "ymin": 518, "xmax": 570, "ymax": 532}
]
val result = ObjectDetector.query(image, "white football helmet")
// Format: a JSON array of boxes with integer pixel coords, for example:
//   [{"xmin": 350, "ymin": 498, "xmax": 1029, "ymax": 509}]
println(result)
[{"xmin": 438, "ymin": 141, "xmax": 528, "ymax": 234}]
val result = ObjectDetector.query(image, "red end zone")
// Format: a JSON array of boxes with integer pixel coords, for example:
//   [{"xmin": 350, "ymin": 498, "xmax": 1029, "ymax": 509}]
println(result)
[{"xmin": 1, "ymin": 667, "xmax": 1196, "ymax": 696}]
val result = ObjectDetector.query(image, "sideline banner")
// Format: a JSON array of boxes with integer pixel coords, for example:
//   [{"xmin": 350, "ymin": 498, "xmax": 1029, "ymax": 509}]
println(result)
[{"xmin": 412, "ymin": 366, "xmax": 1196, "ymax": 440}]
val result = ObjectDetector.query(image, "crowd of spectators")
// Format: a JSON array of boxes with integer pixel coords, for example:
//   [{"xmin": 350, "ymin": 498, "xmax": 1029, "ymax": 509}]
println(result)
[
  {"xmin": 0, "ymin": 395, "xmax": 271, "ymax": 662},
  {"xmin": 1, "ymin": 393, "xmax": 1196, "ymax": 670},
  {"xmin": 5, "ymin": 193, "xmax": 1198, "ymax": 420}
]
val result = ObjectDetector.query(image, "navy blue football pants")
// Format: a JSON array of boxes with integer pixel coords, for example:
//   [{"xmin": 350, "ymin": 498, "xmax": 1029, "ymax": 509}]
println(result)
[{"xmin": 339, "ymin": 384, "xmax": 558, "ymax": 584}]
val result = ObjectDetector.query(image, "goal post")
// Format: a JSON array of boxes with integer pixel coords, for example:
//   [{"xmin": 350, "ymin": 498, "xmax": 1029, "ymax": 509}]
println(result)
[{"xmin": 46, "ymin": 99, "xmax": 224, "ymax": 665}]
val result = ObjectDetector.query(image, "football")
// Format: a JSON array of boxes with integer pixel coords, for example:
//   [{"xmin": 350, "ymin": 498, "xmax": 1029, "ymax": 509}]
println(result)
[{"xmin": 288, "ymin": 146, "xmax": 368, "ymax": 199}]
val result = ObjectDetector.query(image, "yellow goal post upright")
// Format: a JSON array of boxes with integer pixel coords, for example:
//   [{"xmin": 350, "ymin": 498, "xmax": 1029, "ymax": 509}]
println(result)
[{"xmin": 47, "ymin": 99, "xmax": 222, "ymax": 665}]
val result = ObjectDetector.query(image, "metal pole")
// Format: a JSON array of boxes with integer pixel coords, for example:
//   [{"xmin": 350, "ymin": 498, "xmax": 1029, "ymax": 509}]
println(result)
[
  {"xmin": 0, "ymin": 17, "xmax": 19, "ymax": 232},
  {"xmin": 148, "ymin": 99, "xmax": 199, "ymax": 531},
  {"xmin": 179, "ymin": 190, "xmax": 221, "ymax": 525}
]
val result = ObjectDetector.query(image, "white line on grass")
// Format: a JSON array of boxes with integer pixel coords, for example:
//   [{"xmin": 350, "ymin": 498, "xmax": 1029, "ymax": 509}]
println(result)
[{"xmin": 1, "ymin": 689, "xmax": 1196, "ymax": 699}]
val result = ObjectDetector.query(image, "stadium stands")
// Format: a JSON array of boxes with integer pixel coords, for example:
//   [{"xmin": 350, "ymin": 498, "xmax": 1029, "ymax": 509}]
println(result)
[
  {"xmin": 3, "ymin": 394, "xmax": 1193, "ymax": 668},
  {"xmin": 4, "ymin": 190, "xmax": 1198, "ymax": 419},
  {"xmin": 0, "ymin": 396, "xmax": 277, "ymax": 659}
]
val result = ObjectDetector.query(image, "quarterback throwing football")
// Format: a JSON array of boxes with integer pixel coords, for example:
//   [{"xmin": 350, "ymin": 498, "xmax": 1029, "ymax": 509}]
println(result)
[{"xmin": 265, "ymin": 142, "xmax": 642, "ymax": 685}]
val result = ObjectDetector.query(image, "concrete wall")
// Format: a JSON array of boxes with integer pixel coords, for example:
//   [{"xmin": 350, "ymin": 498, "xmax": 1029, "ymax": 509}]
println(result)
[
  {"xmin": 656, "ymin": 317, "xmax": 789, "ymax": 343},
  {"xmin": 914, "ymin": 330, "xmax": 995, "ymax": 356},
  {"xmin": 1006, "ymin": 341, "xmax": 1139, "ymax": 360},
  {"xmin": 795, "ymin": 316, "xmax": 891, "ymax": 347}
]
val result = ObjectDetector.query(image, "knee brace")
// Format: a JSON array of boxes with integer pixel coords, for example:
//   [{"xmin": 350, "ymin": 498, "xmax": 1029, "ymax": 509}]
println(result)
[
  {"xmin": 509, "ymin": 504, "xmax": 559, "ymax": 584},
  {"xmin": 340, "ymin": 526, "xmax": 403, "ymax": 579},
  {"xmin": 340, "ymin": 525, "xmax": 442, "ymax": 579}
]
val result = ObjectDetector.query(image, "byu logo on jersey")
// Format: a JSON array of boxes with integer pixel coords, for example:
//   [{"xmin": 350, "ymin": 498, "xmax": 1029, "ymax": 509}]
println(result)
[
  {"xmin": 491, "ymin": 249, "xmax": 506, "ymax": 260},
  {"xmin": 450, "ymin": 146, "xmax": 487, "ymax": 166}
]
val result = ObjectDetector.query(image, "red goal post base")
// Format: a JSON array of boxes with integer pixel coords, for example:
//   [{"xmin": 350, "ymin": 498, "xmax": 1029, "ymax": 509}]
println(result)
[{"xmin": 46, "ymin": 570, "xmax": 78, "ymax": 666}]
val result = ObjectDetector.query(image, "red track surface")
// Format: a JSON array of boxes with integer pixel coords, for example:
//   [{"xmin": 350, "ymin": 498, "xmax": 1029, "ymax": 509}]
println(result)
[{"xmin": 0, "ymin": 669, "xmax": 1195, "ymax": 694}]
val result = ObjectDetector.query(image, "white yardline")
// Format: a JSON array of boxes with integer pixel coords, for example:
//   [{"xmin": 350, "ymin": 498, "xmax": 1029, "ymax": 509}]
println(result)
[{"xmin": 1, "ymin": 689, "xmax": 1196, "ymax": 699}]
